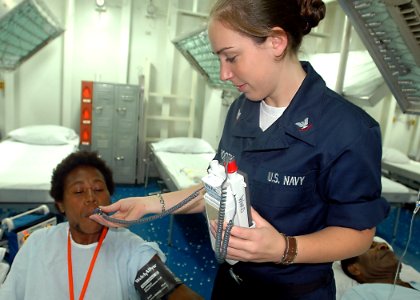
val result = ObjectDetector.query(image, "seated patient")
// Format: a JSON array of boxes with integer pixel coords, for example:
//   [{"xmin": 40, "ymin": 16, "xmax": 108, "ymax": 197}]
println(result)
[
  {"xmin": 0, "ymin": 150, "xmax": 202, "ymax": 300},
  {"xmin": 340, "ymin": 240, "xmax": 420, "ymax": 299}
]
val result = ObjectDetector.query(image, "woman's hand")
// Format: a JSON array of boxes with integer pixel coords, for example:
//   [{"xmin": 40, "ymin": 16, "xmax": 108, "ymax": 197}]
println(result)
[
  {"xmin": 90, "ymin": 196, "xmax": 156, "ymax": 228},
  {"xmin": 90, "ymin": 185, "xmax": 205, "ymax": 228},
  {"xmin": 210, "ymin": 207, "xmax": 285, "ymax": 263}
]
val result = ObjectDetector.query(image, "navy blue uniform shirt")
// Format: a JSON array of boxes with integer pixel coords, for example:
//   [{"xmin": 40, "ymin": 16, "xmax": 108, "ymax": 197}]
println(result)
[{"xmin": 213, "ymin": 61, "xmax": 390, "ymax": 285}]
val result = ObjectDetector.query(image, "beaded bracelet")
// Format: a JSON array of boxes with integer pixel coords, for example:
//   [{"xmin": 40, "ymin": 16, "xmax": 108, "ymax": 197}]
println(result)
[{"xmin": 157, "ymin": 193, "xmax": 165, "ymax": 213}]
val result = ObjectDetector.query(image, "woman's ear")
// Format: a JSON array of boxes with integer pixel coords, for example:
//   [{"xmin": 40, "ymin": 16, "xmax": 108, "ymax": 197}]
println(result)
[
  {"xmin": 56, "ymin": 201, "xmax": 65, "ymax": 214},
  {"xmin": 269, "ymin": 27, "xmax": 288, "ymax": 58}
]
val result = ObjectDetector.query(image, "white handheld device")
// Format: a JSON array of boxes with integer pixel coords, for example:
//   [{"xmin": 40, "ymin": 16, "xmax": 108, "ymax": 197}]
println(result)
[{"xmin": 202, "ymin": 159, "xmax": 254, "ymax": 264}]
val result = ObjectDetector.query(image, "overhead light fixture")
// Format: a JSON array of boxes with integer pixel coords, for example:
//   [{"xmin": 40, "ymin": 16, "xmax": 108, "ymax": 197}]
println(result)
[
  {"xmin": 0, "ymin": 0, "xmax": 64, "ymax": 70},
  {"xmin": 95, "ymin": 0, "xmax": 106, "ymax": 12},
  {"xmin": 338, "ymin": 0, "xmax": 420, "ymax": 114},
  {"xmin": 172, "ymin": 26, "xmax": 235, "ymax": 91},
  {"xmin": 146, "ymin": 0, "xmax": 157, "ymax": 18}
]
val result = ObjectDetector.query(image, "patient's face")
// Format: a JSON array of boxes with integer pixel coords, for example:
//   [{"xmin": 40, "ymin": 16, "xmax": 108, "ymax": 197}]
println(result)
[
  {"xmin": 356, "ymin": 241, "xmax": 399, "ymax": 282},
  {"xmin": 59, "ymin": 166, "xmax": 111, "ymax": 243}
]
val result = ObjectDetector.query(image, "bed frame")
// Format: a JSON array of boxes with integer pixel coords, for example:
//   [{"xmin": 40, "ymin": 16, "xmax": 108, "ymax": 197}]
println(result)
[
  {"xmin": 382, "ymin": 160, "xmax": 420, "ymax": 191},
  {"xmin": 0, "ymin": 138, "xmax": 78, "ymax": 213},
  {"xmin": 380, "ymin": 176, "xmax": 418, "ymax": 245},
  {"xmin": 144, "ymin": 140, "xmax": 215, "ymax": 245},
  {"xmin": 145, "ymin": 144, "xmax": 179, "ymax": 192}
]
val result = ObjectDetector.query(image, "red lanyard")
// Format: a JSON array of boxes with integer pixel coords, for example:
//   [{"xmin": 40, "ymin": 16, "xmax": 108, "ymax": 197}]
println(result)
[{"xmin": 67, "ymin": 227, "xmax": 108, "ymax": 300}]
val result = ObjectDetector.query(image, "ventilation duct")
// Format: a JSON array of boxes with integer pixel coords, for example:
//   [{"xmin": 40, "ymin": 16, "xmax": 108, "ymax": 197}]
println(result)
[
  {"xmin": 0, "ymin": 0, "xmax": 64, "ymax": 71},
  {"xmin": 338, "ymin": 0, "xmax": 420, "ymax": 114}
]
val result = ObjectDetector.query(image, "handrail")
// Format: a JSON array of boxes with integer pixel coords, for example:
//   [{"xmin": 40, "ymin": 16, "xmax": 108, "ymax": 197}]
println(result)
[{"xmin": 1, "ymin": 205, "xmax": 50, "ymax": 232}]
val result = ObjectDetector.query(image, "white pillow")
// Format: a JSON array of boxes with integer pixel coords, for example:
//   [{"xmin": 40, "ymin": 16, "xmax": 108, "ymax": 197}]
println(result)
[
  {"xmin": 382, "ymin": 147, "xmax": 410, "ymax": 164},
  {"xmin": 8, "ymin": 125, "xmax": 78, "ymax": 145},
  {"xmin": 333, "ymin": 260, "xmax": 358, "ymax": 300},
  {"xmin": 152, "ymin": 137, "xmax": 214, "ymax": 154}
]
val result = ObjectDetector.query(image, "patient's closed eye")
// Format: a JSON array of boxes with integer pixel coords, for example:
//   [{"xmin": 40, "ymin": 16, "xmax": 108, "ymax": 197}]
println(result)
[
  {"xmin": 73, "ymin": 188, "xmax": 84, "ymax": 194},
  {"xmin": 71, "ymin": 182, "xmax": 105, "ymax": 194}
]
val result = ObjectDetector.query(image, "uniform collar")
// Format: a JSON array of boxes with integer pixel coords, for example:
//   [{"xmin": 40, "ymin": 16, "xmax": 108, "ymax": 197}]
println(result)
[
  {"xmin": 231, "ymin": 96, "xmax": 261, "ymax": 138},
  {"xmin": 232, "ymin": 62, "xmax": 326, "ymax": 150},
  {"xmin": 280, "ymin": 61, "xmax": 327, "ymax": 147}
]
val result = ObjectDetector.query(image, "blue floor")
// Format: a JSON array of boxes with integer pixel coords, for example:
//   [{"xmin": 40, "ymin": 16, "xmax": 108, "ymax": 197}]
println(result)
[
  {"xmin": 112, "ymin": 180, "xmax": 218, "ymax": 300},
  {"xmin": 376, "ymin": 204, "xmax": 420, "ymax": 271}
]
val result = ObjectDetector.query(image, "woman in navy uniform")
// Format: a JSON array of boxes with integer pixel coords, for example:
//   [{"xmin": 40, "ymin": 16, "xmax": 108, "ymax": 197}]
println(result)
[{"xmin": 92, "ymin": 0, "xmax": 390, "ymax": 298}]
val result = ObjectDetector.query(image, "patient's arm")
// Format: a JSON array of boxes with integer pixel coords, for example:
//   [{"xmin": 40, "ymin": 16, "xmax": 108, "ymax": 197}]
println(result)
[
  {"xmin": 167, "ymin": 283, "xmax": 203, "ymax": 300},
  {"xmin": 134, "ymin": 255, "xmax": 203, "ymax": 299}
]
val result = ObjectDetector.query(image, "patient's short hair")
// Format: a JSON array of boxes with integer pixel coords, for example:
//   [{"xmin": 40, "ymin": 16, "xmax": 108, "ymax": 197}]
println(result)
[
  {"xmin": 341, "ymin": 256, "xmax": 359, "ymax": 282},
  {"xmin": 50, "ymin": 150, "xmax": 115, "ymax": 203}
]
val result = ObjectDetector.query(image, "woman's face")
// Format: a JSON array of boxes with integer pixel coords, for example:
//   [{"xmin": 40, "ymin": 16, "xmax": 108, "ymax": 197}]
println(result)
[
  {"xmin": 57, "ymin": 166, "xmax": 111, "ymax": 240},
  {"xmin": 208, "ymin": 19, "xmax": 282, "ymax": 101}
]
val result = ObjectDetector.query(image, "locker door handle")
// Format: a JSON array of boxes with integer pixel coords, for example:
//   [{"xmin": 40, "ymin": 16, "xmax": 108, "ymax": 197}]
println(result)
[
  {"xmin": 116, "ymin": 107, "xmax": 127, "ymax": 113},
  {"xmin": 95, "ymin": 106, "xmax": 103, "ymax": 112},
  {"xmin": 115, "ymin": 156, "xmax": 125, "ymax": 161}
]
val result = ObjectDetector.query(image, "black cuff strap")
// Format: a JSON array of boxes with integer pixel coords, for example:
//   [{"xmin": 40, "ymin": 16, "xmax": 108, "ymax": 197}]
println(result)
[{"xmin": 134, "ymin": 255, "xmax": 182, "ymax": 299}]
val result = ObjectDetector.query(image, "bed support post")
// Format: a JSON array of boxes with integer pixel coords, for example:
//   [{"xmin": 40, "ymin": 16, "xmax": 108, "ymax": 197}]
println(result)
[{"xmin": 335, "ymin": 16, "xmax": 352, "ymax": 95}]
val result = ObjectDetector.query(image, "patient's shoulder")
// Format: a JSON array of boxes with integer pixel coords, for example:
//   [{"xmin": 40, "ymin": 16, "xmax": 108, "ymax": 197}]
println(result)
[
  {"xmin": 107, "ymin": 228, "xmax": 165, "ymax": 260},
  {"xmin": 108, "ymin": 228, "xmax": 160, "ymax": 248}
]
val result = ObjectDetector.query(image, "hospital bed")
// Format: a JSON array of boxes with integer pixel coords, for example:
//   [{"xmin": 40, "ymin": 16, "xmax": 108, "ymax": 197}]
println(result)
[
  {"xmin": 0, "ymin": 204, "xmax": 59, "ymax": 283},
  {"xmin": 145, "ymin": 137, "xmax": 215, "ymax": 192},
  {"xmin": 381, "ymin": 176, "xmax": 418, "ymax": 205},
  {"xmin": 0, "ymin": 125, "xmax": 79, "ymax": 211},
  {"xmin": 144, "ymin": 137, "xmax": 215, "ymax": 245},
  {"xmin": 382, "ymin": 147, "xmax": 420, "ymax": 191}
]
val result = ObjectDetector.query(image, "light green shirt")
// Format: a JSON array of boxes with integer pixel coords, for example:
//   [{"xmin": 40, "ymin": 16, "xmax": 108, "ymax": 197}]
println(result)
[
  {"xmin": 342, "ymin": 282, "xmax": 420, "ymax": 300},
  {"xmin": 0, "ymin": 222, "xmax": 164, "ymax": 300}
]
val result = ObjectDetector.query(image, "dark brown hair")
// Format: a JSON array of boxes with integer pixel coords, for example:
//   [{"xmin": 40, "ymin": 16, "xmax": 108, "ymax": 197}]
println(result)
[
  {"xmin": 210, "ymin": 0, "xmax": 326, "ymax": 53},
  {"xmin": 50, "ymin": 150, "xmax": 115, "ymax": 204},
  {"xmin": 341, "ymin": 256, "xmax": 360, "ymax": 282}
]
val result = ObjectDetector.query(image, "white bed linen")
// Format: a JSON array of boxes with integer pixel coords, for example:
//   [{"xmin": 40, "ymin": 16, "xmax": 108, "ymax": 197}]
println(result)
[
  {"xmin": 153, "ymin": 151, "xmax": 215, "ymax": 190},
  {"xmin": 381, "ymin": 176, "xmax": 418, "ymax": 204},
  {"xmin": 0, "ymin": 139, "xmax": 78, "ymax": 203},
  {"xmin": 382, "ymin": 160, "xmax": 420, "ymax": 185},
  {"xmin": 302, "ymin": 50, "xmax": 384, "ymax": 98}
]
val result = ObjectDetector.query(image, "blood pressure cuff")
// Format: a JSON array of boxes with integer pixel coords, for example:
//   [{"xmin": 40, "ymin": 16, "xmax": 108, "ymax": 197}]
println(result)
[{"xmin": 134, "ymin": 255, "xmax": 182, "ymax": 300}]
